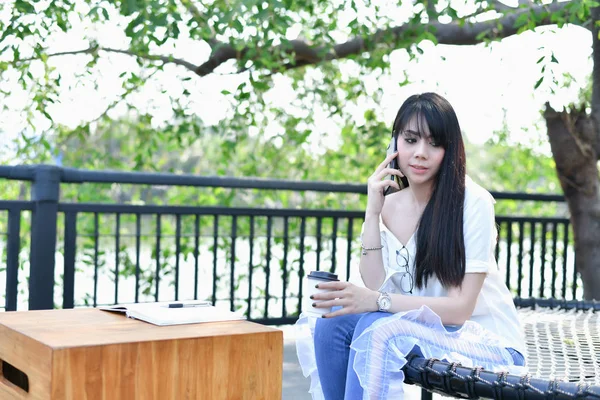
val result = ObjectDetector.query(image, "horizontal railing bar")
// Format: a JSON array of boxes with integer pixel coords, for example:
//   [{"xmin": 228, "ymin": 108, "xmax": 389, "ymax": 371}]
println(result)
[
  {"xmin": 72, "ymin": 232, "xmax": 346, "ymax": 239},
  {"xmin": 57, "ymin": 203, "xmax": 366, "ymax": 218},
  {"xmin": 492, "ymin": 192, "xmax": 565, "ymax": 202},
  {"xmin": 0, "ymin": 165, "xmax": 565, "ymax": 202},
  {"xmin": 55, "ymin": 204, "xmax": 571, "ymax": 221},
  {"xmin": 0, "ymin": 201, "xmax": 34, "ymax": 211},
  {"xmin": 496, "ymin": 216, "xmax": 569, "ymax": 223},
  {"xmin": 61, "ymin": 167, "xmax": 366, "ymax": 193},
  {"xmin": 0, "ymin": 166, "xmax": 35, "ymax": 180}
]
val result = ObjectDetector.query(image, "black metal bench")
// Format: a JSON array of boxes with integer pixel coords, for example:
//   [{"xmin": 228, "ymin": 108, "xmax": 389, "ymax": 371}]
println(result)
[{"xmin": 406, "ymin": 299, "xmax": 600, "ymax": 399}]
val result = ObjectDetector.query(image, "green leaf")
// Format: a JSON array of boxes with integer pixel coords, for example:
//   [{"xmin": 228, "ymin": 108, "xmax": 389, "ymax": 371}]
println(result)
[
  {"xmin": 126, "ymin": 0, "xmax": 138, "ymax": 14},
  {"xmin": 534, "ymin": 76, "xmax": 544, "ymax": 89},
  {"xmin": 231, "ymin": 19, "xmax": 243, "ymax": 33},
  {"xmin": 475, "ymin": 29, "xmax": 490, "ymax": 41},
  {"xmin": 514, "ymin": 12, "xmax": 530, "ymax": 28},
  {"xmin": 15, "ymin": 0, "xmax": 35, "ymax": 14}
]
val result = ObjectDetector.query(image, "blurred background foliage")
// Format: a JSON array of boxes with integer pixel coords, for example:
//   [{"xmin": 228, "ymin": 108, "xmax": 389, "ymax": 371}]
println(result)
[{"xmin": 1, "ymin": 0, "xmax": 585, "ymax": 306}]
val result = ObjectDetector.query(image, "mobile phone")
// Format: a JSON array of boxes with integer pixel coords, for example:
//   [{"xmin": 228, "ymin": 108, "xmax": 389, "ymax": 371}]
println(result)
[{"xmin": 384, "ymin": 137, "xmax": 404, "ymax": 196}]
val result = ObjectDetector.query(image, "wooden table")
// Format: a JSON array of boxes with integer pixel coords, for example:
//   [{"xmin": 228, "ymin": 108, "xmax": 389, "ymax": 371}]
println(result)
[{"xmin": 0, "ymin": 308, "xmax": 283, "ymax": 400}]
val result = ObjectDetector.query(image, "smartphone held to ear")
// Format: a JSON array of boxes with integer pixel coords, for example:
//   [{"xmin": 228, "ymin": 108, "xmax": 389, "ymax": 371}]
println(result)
[{"xmin": 384, "ymin": 137, "xmax": 405, "ymax": 196}]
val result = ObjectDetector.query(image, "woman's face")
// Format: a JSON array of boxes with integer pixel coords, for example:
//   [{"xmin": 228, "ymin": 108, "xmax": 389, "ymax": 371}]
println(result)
[{"xmin": 396, "ymin": 115, "xmax": 445, "ymax": 186}]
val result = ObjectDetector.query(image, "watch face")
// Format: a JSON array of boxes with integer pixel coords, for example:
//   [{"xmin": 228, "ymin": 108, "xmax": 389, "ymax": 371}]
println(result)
[
  {"xmin": 380, "ymin": 297, "xmax": 391, "ymax": 310},
  {"xmin": 378, "ymin": 294, "xmax": 391, "ymax": 310}
]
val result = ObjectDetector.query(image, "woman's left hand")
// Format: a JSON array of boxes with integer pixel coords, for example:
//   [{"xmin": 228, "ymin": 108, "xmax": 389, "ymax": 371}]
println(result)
[{"xmin": 311, "ymin": 281, "xmax": 379, "ymax": 317}]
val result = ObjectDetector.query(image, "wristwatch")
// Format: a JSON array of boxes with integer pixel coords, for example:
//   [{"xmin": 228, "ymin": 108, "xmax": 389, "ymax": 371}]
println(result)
[{"xmin": 376, "ymin": 291, "xmax": 392, "ymax": 312}]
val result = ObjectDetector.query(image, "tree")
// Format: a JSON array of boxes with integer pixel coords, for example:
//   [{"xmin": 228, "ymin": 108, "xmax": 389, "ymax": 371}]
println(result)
[{"xmin": 0, "ymin": 0, "xmax": 597, "ymax": 297}]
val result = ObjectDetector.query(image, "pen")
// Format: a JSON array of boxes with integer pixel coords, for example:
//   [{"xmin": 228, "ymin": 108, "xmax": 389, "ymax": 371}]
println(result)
[{"xmin": 167, "ymin": 302, "xmax": 209, "ymax": 308}]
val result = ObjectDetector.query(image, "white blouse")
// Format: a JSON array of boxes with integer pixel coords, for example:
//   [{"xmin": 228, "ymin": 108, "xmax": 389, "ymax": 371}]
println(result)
[{"xmin": 367, "ymin": 176, "xmax": 525, "ymax": 354}]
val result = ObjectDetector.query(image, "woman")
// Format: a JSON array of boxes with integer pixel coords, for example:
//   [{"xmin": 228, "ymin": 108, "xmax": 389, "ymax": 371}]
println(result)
[{"xmin": 295, "ymin": 93, "xmax": 526, "ymax": 400}]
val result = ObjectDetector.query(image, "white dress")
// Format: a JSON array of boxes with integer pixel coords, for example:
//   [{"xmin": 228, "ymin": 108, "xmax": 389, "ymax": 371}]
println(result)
[{"xmin": 295, "ymin": 177, "xmax": 527, "ymax": 399}]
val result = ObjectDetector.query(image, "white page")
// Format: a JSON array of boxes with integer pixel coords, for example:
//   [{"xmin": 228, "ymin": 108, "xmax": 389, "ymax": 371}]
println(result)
[{"xmin": 100, "ymin": 301, "xmax": 245, "ymax": 326}]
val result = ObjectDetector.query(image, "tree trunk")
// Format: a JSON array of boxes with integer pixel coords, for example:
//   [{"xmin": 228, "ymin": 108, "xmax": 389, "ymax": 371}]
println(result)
[
  {"xmin": 542, "ymin": 5, "xmax": 600, "ymax": 301},
  {"xmin": 544, "ymin": 106, "xmax": 600, "ymax": 300}
]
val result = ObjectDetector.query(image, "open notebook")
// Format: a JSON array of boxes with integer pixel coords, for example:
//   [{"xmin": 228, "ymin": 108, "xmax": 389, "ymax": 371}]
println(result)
[{"xmin": 99, "ymin": 301, "xmax": 246, "ymax": 326}]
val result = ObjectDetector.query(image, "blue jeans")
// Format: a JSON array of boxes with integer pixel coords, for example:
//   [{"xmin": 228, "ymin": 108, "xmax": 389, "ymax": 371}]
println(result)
[{"xmin": 314, "ymin": 311, "xmax": 525, "ymax": 400}]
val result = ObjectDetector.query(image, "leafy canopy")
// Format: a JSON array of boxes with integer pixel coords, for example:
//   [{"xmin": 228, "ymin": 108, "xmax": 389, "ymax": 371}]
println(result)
[{"xmin": 0, "ymin": 0, "xmax": 590, "ymax": 191}]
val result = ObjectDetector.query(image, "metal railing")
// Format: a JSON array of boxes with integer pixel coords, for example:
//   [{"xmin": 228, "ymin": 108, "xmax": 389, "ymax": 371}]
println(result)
[{"xmin": 0, "ymin": 165, "xmax": 577, "ymax": 324}]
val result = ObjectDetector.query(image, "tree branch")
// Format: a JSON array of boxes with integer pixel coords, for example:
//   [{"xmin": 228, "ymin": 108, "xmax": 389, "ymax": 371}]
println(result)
[
  {"xmin": 425, "ymin": 2, "xmax": 574, "ymax": 45},
  {"xmin": 15, "ymin": 46, "xmax": 200, "ymax": 72},
  {"xmin": 194, "ymin": 1, "xmax": 575, "ymax": 77},
  {"xmin": 16, "ymin": 47, "xmax": 97, "ymax": 61},
  {"xmin": 102, "ymin": 47, "xmax": 199, "ymax": 71}
]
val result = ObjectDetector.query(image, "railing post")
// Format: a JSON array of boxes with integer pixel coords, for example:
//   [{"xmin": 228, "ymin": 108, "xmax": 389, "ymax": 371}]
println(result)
[{"xmin": 29, "ymin": 165, "xmax": 61, "ymax": 310}]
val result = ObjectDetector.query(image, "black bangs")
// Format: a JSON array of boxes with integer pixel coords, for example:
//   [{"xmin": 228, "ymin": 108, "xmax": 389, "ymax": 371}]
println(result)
[{"xmin": 391, "ymin": 95, "xmax": 450, "ymax": 149}]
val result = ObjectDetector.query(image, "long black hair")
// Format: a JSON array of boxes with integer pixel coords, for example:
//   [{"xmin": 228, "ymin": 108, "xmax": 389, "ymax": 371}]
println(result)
[{"xmin": 391, "ymin": 93, "xmax": 466, "ymax": 289}]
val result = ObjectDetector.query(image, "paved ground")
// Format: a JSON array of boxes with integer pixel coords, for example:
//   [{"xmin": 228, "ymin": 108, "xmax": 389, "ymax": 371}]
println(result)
[
  {"xmin": 282, "ymin": 336, "xmax": 311, "ymax": 400},
  {"xmin": 279, "ymin": 325, "xmax": 439, "ymax": 400}
]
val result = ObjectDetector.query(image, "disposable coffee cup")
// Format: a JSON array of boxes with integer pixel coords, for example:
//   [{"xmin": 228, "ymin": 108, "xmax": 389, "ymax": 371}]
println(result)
[{"xmin": 303, "ymin": 271, "xmax": 339, "ymax": 317}]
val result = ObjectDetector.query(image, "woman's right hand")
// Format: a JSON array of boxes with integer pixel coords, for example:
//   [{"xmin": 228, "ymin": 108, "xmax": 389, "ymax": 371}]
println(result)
[{"xmin": 365, "ymin": 151, "xmax": 404, "ymax": 216}]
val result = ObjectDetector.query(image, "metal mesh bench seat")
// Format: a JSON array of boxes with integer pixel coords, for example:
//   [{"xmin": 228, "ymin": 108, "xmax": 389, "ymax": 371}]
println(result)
[{"xmin": 404, "ymin": 299, "xmax": 600, "ymax": 399}]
